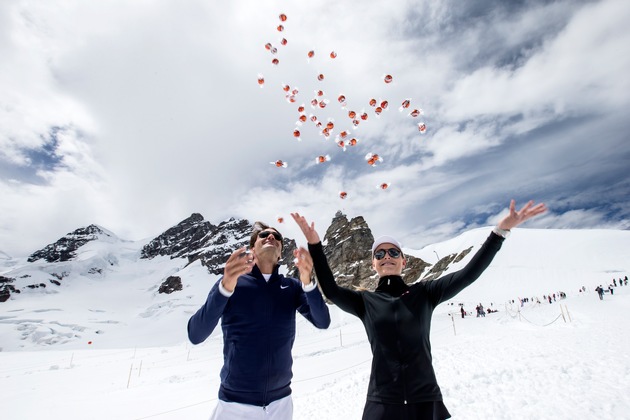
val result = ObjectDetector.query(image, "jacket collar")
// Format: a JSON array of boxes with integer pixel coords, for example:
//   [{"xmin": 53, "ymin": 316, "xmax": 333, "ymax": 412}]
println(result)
[
  {"xmin": 251, "ymin": 264, "xmax": 280, "ymax": 281},
  {"xmin": 375, "ymin": 275, "xmax": 409, "ymax": 297}
]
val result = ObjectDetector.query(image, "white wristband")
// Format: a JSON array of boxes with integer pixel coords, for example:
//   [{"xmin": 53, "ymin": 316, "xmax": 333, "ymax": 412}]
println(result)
[
  {"xmin": 218, "ymin": 280, "xmax": 234, "ymax": 297},
  {"xmin": 302, "ymin": 278, "xmax": 318, "ymax": 292}
]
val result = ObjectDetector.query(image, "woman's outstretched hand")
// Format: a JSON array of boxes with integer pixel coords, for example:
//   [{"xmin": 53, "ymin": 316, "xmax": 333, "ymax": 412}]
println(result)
[
  {"xmin": 291, "ymin": 212, "xmax": 321, "ymax": 244},
  {"xmin": 498, "ymin": 200, "xmax": 547, "ymax": 230}
]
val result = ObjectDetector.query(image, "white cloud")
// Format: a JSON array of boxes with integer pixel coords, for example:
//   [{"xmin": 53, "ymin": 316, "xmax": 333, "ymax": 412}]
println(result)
[
  {"xmin": 442, "ymin": 0, "xmax": 630, "ymax": 121},
  {"xmin": 1, "ymin": 0, "xmax": 628, "ymax": 257}
]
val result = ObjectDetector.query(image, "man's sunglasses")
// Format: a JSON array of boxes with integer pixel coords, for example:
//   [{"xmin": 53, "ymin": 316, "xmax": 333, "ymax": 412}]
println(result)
[
  {"xmin": 258, "ymin": 230, "xmax": 283, "ymax": 241},
  {"xmin": 373, "ymin": 248, "xmax": 402, "ymax": 260}
]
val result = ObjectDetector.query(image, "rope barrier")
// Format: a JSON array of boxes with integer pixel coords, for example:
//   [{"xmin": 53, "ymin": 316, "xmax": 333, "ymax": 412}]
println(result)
[
  {"xmin": 501, "ymin": 301, "xmax": 570, "ymax": 327},
  {"xmin": 517, "ymin": 312, "xmax": 564, "ymax": 327},
  {"xmin": 504, "ymin": 305, "xmax": 520, "ymax": 319},
  {"xmin": 443, "ymin": 301, "xmax": 570, "ymax": 333}
]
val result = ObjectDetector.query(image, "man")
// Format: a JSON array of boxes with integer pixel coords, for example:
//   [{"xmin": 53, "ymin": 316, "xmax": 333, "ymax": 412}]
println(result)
[{"xmin": 188, "ymin": 221, "xmax": 331, "ymax": 420}]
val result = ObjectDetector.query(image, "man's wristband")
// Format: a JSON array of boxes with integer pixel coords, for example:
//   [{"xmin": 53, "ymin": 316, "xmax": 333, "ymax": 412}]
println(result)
[
  {"xmin": 219, "ymin": 280, "xmax": 235, "ymax": 297},
  {"xmin": 302, "ymin": 278, "xmax": 318, "ymax": 292}
]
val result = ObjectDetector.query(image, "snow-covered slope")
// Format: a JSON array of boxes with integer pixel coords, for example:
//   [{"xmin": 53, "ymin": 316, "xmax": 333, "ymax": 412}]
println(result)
[
  {"xmin": 1, "ymin": 228, "xmax": 629, "ymax": 419},
  {"xmin": 1, "ymin": 227, "xmax": 628, "ymax": 351},
  {"xmin": 411, "ymin": 227, "xmax": 629, "ymax": 303}
]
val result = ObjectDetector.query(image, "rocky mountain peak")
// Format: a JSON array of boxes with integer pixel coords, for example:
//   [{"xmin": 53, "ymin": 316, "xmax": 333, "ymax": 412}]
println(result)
[
  {"xmin": 195, "ymin": 218, "xmax": 253, "ymax": 274},
  {"xmin": 4, "ymin": 210, "xmax": 464, "ymax": 302},
  {"xmin": 140, "ymin": 213, "xmax": 217, "ymax": 260},
  {"xmin": 27, "ymin": 224, "xmax": 113, "ymax": 263},
  {"xmin": 422, "ymin": 246, "xmax": 474, "ymax": 281},
  {"xmin": 304, "ymin": 211, "xmax": 432, "ymax": 291},
  {"xmin": 196, "ymin": 218, "xmax": 299, "ymax": 275}
]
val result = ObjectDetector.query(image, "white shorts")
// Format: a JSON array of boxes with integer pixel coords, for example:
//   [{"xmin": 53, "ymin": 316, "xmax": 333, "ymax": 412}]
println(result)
[{"xmin": 209, "ymin": 395, "xmax": 293, "ymax": 420}]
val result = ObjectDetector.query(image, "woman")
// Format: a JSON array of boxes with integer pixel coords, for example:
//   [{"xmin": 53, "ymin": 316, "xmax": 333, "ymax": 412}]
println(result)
[{"xmin": 291, "ymin": 199, "xmax": 546, "ymax": 420}]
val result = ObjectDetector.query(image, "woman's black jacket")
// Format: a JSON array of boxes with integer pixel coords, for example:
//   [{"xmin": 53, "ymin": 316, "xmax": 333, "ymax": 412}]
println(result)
[{"xmin": 308, "ymin": 232, "xmax": 504, "ymax": 404}]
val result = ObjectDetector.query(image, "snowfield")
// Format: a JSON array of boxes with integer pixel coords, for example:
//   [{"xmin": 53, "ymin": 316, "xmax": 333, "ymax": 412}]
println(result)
[{"xmin": 1, "ymin": 228, "xmax": 629, "ymax": 419}]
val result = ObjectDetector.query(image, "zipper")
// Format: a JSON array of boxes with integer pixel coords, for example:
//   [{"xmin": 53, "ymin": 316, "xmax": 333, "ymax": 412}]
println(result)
[
  {"xmin": 393, "ymin": 298, "xmax": 408, "ymax": 404},
  {"xmin": 262, "ymin": 278, "xmax": 273, "ymax": 407}
]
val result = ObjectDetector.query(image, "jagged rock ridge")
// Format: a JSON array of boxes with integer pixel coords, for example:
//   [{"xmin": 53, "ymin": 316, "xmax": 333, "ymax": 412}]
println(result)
[
  {"xmin": 3, "ymin": 211, "xmax": 470, "ymax": 302},
  {"xmin": 422, "ymin": 246, "xmax": 474, "ymax": 281},
  {"xmin": 27, "ymin": 225, "xmax": 112, "ymax": 263},
  {"xmin": 141, "ymin": 213, "xmax": 216, "ymax": 260},
  {"xmin": 141, "ymin": 214, "xmax": 298, "ymax": 275},
  {"xmin": 0, "ymin": 275, "xmax": 19, "ymax": 302},
  {"xmin": 290, "ymin": 211, "xmax": 432, "ymax": 291}
]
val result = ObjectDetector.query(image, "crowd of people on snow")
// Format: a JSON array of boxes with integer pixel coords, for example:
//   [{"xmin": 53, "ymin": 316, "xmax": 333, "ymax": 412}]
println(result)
[
  {"xmin": 454, "ymin": 275, "xmax": 628, "ymax": 318},
  {"xmin": 455, "ymin": 302, "xmax": 498, "ymax": 318},
  {"xmin": 593, "ymin": 275, "xmax": 627, "ymax": 300}
]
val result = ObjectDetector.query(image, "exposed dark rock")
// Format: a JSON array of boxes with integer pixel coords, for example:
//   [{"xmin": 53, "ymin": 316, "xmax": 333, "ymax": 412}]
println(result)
[
  {"xmin": 320, "ymin": 212, "xmax": 377, "ymax": 290},
  {"xmin": 0, "ymin": 276, "xmax": 16, "ymax": 302},
  {"xmin": 190, "ymin": 218, "xmax": 297, "ymax": 274},
  {"xmin": 6, "ymin": 210, "xmax": 476, "ymax": 304},
  {"xmin": 196, "ymin": 218, "xmax": 253, "ymax": 274},
  {"xmin": 454, "ymin": 247, "xmax": 474, "ymax": 263},
  {"xmin": 158, "ymin": 276, "xmax": 183, "ymax": 294},
  {"xmin": 422, "ymin": 246, "xmax": 473, "ymax": 281},
  {"xmin": 27, "ymin": 225, "xmax": 110, "ymax": 263},
  {"xmin": 287, "ymin": 211, "xmax": 431, "ymax": 294},
  {"xmin": 46, "ymin": 272, "xmax": 67, "ymax": 287},
  {"xmin": 141, "ymin": 213, "xmax": 216, "ymax": 260}
]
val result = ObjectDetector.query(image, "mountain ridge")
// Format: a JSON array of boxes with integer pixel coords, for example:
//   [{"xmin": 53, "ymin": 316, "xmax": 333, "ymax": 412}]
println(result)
[
  {"xmin": 1, "ymin": 210, "xmax": 437, "ymax": 303},
  {"xmin": 2, "ymin": 212, "xmax": 629, "ymax": 308},
  {"xmin": 1, "ymin": 217, "xmax": 628, "ymax": 349}
]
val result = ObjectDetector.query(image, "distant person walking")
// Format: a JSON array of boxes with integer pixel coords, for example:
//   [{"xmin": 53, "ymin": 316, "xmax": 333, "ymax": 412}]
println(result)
[
  {"xmin": 292, "ymin": 199, "xmax": 546, "ymax": 420},
  {"xmin": 596, "ymin": 285, "xmax": 604, "ymax": 300}
]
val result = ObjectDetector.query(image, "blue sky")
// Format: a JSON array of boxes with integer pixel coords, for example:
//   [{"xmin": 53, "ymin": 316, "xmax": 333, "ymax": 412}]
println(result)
[{"xmin": 1, "ymin": 0, "xmax": 629, "ymax": 257}]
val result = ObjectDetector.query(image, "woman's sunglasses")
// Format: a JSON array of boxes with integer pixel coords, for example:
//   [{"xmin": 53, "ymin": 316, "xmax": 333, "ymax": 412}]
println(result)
[
  {"xmin": 258, "ymin": 230, "xmax": 283, "ymax": 241},
  {"xmin": 373, "ymin": 248, "xmax": 401, "ymax": 260}
]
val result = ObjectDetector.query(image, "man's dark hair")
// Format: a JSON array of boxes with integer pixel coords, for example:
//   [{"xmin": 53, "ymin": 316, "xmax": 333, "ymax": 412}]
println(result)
[{"xmin": 249, "ymin": 221, "xmax": 283, "ymax": 249}]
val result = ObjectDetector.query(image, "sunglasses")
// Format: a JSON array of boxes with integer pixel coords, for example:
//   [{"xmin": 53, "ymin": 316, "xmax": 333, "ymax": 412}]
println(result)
[
  {"xmin": 258, "ymin": 230, "xmax": 283, "ymax": 242},
  {"xmin": 373, "ymin": 248, "xmax": 402, "ymax": 260}
]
